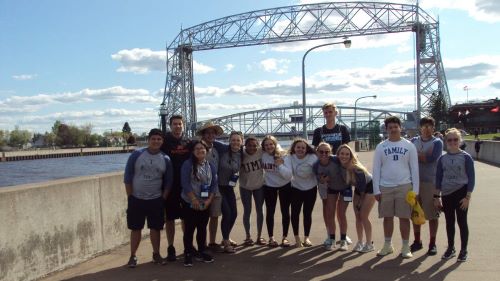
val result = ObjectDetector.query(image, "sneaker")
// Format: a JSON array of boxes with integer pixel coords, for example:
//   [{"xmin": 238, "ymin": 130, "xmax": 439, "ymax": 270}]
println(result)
[
  {"xmin": 427, "ymin": 244, "xmax": 437, "ymax": 256},
  {"xmin": 361, "ymin": 242, "xmax": 375, "ymax": 253},
  {"xmin": 345, "ymin": 235, "xmax": 353, "ymax": 245},
  {"xmin": 152, "ymin": 252, "xmax": 166, "ymax": 265},
  {"xmin": 127, "ymin": 255, "xmax": 137, "ymax": 268},
  {"xmin": 401, "ymin": 244, "xmax": 413, "ymax": 258},
  {"xmin": 353, "ymin": 241, "xmax": 364, "ymax": 252},
  {"xmin": 324, "ymin": 238, "xmax": 334, "ymax": 251},
  {"xmin": 167, "ymin": 245, "xmax": 177, "ymax": 262},
  {"xmin": 195, "ymin": 252, "xmax": 214, "ymax": 263},
  {"xmin": 410, "ymin": 240, "xmax": 423, "ymax": 252},
  {"xmin": 184, "ymin": 253, "xmax": 193, "ymax": 267},
  {"xmin": 302, "ymin": 238, "xmax": 313, "ymax": 247},
  {"xmin": 377, "ymin": 243, "xmax": 394, "ymax": 256},
  {"xmin": 441, "ymin": 247, "xmax": 456, "ymax": 260},
  {"xmin": 457, "ymin": 250, "xmax": 467, "ymax": 262},
  {"xmin": 339, "ymin": 240, "xmax": 348, "ymax": 251},
  {"xmin": 208, "ymin": 243, "xmax": 224, "ymax": 253}
]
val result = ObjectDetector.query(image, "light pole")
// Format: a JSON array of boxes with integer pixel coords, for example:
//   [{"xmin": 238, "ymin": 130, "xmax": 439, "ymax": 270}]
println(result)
[
  {"xmin": 463, "ymin": 85, "xmax": 469, "ymax": 103},
  {"xmin": 302, "ymin": 39, "xmax": 351, "ymax": 139},
  {"xmin": 354, "ymin": 95, "xmax": 377, "ymax": 140}
]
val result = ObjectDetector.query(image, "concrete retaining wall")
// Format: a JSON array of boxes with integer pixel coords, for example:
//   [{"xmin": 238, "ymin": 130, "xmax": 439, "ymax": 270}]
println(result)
[
  {"xmin": 463, "ymin": 140, "xmax": 500, "ymax": 164},
  {"xmin": 0, "ymin": 172, "xmax": 128, "ymax": 281}
]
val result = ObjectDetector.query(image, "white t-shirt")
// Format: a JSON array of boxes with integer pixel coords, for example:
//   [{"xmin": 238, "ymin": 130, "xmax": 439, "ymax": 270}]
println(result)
[
  {"xmin": 285, "ymin": 154, "xmax": 318, "ymax": 191},
  {"xmin": 372, "ymin": 138, "xmax": 419, "ymax": 195}
]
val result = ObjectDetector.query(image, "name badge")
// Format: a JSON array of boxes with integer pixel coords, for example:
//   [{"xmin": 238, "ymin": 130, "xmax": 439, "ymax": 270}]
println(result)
[
  {"xmin": 228, "ymin": 173, "xmax": 239, "ymax": 187},
  {"xmin": 200, "ymin": 184, "xmax": 209, "ymax": 199},
  {"xmin": 343, "ymin": 188, "xmax": 353, "ymax": 202}
]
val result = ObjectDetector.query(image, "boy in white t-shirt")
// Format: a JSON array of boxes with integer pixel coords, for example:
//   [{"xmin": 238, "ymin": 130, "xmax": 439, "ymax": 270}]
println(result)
[{"xmin": 373, "ymin": 116, "xmax": 419, "ymax": 259}]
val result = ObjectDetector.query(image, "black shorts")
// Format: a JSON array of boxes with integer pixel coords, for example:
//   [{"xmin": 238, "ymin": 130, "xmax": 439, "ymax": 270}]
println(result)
[
  {"xmin": 127, "ymin": 195, "xmax": 165, "ymax": 230},
  {"xmin": 165, "ymin": 189, "xmax": 184, "ymax": 220},
  {"xmin": 327, "ymin": 189, "xmax": 342, "ymax": 195},
  {"xmin": 355, "ymin": 181, "xmax": 374, "ymax": 195}
]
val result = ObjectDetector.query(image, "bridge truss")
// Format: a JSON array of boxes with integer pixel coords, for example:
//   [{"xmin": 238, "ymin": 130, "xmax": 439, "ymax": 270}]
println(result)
[
  {"xmin": 160, "ymin": 1, "xmax": 450, "ymax": 135},
  {"xmin": 194, "ymin": 105, "xmax": 415, "ymax": 138}
]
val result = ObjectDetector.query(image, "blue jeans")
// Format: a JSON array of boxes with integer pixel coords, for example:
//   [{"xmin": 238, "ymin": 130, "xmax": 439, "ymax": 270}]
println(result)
[
  {"xmin": 239, "ymin": 186, "xmax": 264, "ymax": 237},
  {"xmin": 220, "ymin": 185, "xmax": 237, "ymax": 240}
]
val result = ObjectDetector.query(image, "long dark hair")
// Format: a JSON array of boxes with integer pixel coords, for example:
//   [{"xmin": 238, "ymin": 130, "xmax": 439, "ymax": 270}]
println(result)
[{"xmin": 190, "ymin": 140, "xmax": 209, "ymax": 180}]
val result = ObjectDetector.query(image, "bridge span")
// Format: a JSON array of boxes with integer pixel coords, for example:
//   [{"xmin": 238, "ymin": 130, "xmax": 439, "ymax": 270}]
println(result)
[{"xmin": 193, "ymin": 104, "xmax": 416, "ymax": 138}]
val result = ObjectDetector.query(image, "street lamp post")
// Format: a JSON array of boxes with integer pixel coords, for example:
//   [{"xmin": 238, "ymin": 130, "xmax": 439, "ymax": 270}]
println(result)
[
  {"xmin": 302, "ymin": 39, "xmax": 351, "ymax": 139},
  {"xmin": 354, "ymin": 95, "xmax": 377, "ymax": 140}
]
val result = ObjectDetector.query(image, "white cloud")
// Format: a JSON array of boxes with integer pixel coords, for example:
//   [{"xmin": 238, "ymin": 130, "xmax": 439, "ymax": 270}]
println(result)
[
  {"xmin": 260, "ymin": 58, "xmax": 291, "ymax": 74},
  {"xmin": 225, "ymin": 64, "xmax": 235, "ymax": 71},
  {"xmin": 111, "ymin": 48, "xmax": 215, "ymax": 74},
  {"xmin": 12, "ymin": 74, "xmax": 37, "ymax": 80},
  {"xmin": 0, "ymin": 86, "xmax": 156, "ymax": 113}
]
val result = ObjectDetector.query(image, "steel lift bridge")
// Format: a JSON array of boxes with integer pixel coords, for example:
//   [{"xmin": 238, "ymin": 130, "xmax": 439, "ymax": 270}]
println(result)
[{"xmin": 160, "ymin": 1, "xmax": 450, "ymax": 136}]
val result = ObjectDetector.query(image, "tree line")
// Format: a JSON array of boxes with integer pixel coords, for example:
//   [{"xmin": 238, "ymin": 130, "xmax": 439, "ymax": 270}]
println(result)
[{"xmin": 0, "ymin": 121, "xmax": 137, "ymax": 150}]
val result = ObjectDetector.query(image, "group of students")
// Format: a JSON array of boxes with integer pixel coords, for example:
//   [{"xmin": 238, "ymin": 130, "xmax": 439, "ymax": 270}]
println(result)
[{"xmin": 123, "ymin": 102, "xmax": 476, "ymax": 268}]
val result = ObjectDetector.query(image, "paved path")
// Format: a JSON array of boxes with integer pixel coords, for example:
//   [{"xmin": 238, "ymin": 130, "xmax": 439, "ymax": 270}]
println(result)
[{"xmin": 42, "ymin": 151, "xmax": 500, "ymax": 281}]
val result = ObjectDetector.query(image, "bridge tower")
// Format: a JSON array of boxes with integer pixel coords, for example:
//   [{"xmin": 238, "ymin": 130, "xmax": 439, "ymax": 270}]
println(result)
[{"xmin": 160, "ymin": 2, "xmax": 450, "ymax": 135}]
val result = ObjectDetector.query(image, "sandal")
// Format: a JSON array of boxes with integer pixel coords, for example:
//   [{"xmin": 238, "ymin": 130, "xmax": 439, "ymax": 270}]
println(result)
[
  {"xmin": 229, "ymin": 239, "xmax": 238, "ymax": 247},
  {"xmin": 256, "ymin": 237, "xmax": 266, "ymax": 245},
  {"xmin": 302, "ymin": 238, "xmax": 313, "ymax": 247},
  {"xmin": 268, "ymin": 238, "xmax": 279, "ymax": 247},
  {"xmin": 244, "ymin": 238, "xmax": 254, "ymax": 246},
  {"xmin": 281, "ymin": 238, "xmax": 291, "ymax": 247}
]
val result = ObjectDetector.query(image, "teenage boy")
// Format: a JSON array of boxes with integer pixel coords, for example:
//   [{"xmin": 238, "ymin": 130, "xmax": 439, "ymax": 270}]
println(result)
[
  {"xmin": 373, "ymin": 116, "xmax": 419, "ymax": 258},
  {"xmin": 161, "ymin": 115, "xmax": 191, "ymax": 261},
  {"xmin": 410, "ymin": 117, "xmax": 443, "ymax": 255},
  {"xmin": 124, "ymin": 129, "xmax": 173, "ymax": 267}
]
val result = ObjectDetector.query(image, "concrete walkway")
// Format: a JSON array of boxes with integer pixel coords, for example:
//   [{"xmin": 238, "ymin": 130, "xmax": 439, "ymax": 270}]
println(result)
[{"xmin": 41, "ymin": 151, "xmax": 500, "ymax": 281}]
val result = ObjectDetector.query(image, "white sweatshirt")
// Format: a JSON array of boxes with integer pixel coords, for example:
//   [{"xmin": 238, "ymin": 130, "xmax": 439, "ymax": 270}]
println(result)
[
  {"xmin": 284, "ymin": 154, "xmax": 318, "ymax": 191},
  {"xmin": 261, "ymin": 152, "xmax": 292, "ymax": 187},
  {"xmin": 372, "ymin": 138, "xmax": 419, "ymax": 195}
]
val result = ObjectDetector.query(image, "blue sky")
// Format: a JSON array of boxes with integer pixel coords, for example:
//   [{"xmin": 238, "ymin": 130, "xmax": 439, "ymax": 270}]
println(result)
[{"xmin": 1, "ymin": 0, "xmax": 499, "ymax": 134}]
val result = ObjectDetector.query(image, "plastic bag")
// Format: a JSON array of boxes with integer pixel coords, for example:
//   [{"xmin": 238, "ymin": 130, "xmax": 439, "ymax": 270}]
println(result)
[{"xmin": 406, "ymin": 191, "xmax": 426, "ymax": 225}]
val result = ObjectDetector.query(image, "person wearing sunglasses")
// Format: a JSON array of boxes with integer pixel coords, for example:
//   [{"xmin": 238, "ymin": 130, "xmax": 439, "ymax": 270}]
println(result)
[
  {"xmin": 312, "ymin": 142, "xmax": 351, "ymax": 251},
  {"xmin": 435, "ymin": 128, "xmax": 475, "ymax": 262},
  {"xmin": 410, "ymin": 117, "xmax": 443, "ymax": 256}
]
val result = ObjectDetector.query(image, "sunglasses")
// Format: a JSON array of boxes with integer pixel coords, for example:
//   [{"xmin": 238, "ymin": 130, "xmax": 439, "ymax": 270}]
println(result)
[
  {"xmin": 446, "ymin": 138, "xmax": 459, "ymax": 143},
  {"xmin": 231, "ymin": 131, "xmax": 243, "ymax": 136},
  {"xmin": 318, "ymin": 150, "xmax": 331, "ymax": 155}
]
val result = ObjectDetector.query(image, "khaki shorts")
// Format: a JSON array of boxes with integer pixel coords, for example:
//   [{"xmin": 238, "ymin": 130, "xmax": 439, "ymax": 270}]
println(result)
[
  {"xmin": 209, "ymin": 195, "xmax": 222, "ymax": 217},
  {"xmin": 420, "ymin": 182, "xmax": 439, "ymax": 220},
  {"xmin": 378, "ymin": 184, "xmax": 412, "ymax": 219}
]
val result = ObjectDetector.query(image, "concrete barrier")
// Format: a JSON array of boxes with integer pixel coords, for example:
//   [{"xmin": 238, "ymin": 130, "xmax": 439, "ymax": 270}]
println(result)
[
  {"xmin": 0, "ymin": 172, "xmax": 128, "ymax": 281},
  {"xmin": 463, "ymin": 140, "xmax": 500, "ymax": 164}
]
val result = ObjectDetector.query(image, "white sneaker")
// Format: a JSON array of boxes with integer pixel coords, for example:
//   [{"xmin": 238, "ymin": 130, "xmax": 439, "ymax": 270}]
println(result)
[
  {"xmin": 361, "ymin": 242, "xmax": 375, "ymax": 253},
  {"xmin": 346, "ymin": 235, "xmax": 353, "ymax": 245},
  {"xmin": 324, "ymin": 239, "xmax": 334, "ymax": 251},
  {"xmin": 353, "ymin": 241, "xmax": 364, "ymax": 252},
  {"xmin": 401, "ymin": 244, "xmax": 413, "ymax": 258},
  {"xmin": 377, "ymin": 243, "xmax": 394, "ymax": 256},
  {"xmin": 339, "ymin": 240, "xmax": 348, "ymax": 251},
  {"xmin": 323, "ymin": 237, "xmax": 331, "ymax": 246}
]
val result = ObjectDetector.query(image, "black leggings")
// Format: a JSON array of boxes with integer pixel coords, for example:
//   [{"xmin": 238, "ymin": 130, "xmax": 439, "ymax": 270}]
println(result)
[
  {"xmin": 263, "ymin": 183, "xmax": 291, "ymax": 238},
  {"xmin": 182, "ymin": 202, "xmax": 210, "ymax": 254},
  {"xmin": 290, "ymin": 186, "xmax": 317, "ymax": 237},
  {"xmin": 442, "ymin": 186, "xmax": 469, "ymax": 251}
]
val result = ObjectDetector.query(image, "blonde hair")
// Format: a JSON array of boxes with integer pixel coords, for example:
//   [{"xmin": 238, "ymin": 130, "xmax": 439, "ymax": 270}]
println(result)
[
  {"xmin": 261, "ymin": 135, "xmax": 286, "ymax": 158},
  {"xmin": 445, "ymin": 128, "xmax": 462, "ymax": 141},
  {"xmin": 322, "ymin": 102, "xmax": 337, "ymax": 111},
  {"xmin": 316, "ymin": 142, "xmax": 332, "ymax": 153},
  {"xmin": 336, "ymin": 144, "xmax": 369, "ymax": 185}
]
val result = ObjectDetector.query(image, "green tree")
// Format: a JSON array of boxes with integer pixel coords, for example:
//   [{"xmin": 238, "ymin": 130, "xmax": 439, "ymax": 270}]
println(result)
[
  {"xmin": 428, "ymin": 91, "xmax": 448, "ymax": 129},
  {"xmin": 8, "ymin": 126, "xmax": 32, "ymax": 148},
  {"xmin": 52, "ymin": 120, "xmax": 62, "ymax": 135},
  {"xmin": 122, "ymin": 122, "xmax": 131, "ymax": 134},
  {"xmin": 43, "ymin": 132, "xmax": 56, "ymax": 147},
  {"xmin": 0, "ymin": 130, "xmax": 7, "ymax": 147}
]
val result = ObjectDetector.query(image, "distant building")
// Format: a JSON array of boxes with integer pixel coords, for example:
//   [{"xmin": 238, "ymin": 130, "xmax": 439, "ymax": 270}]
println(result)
[{"xmin": 449, "ymin": 98, "xmax": 500, "ymax": 134}]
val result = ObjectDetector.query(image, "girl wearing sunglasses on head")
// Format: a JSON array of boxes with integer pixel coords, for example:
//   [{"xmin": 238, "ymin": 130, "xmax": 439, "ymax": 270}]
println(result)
[{"xmin": 435, "ymin": 128, "xmax": 475, "ymax": 262}]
